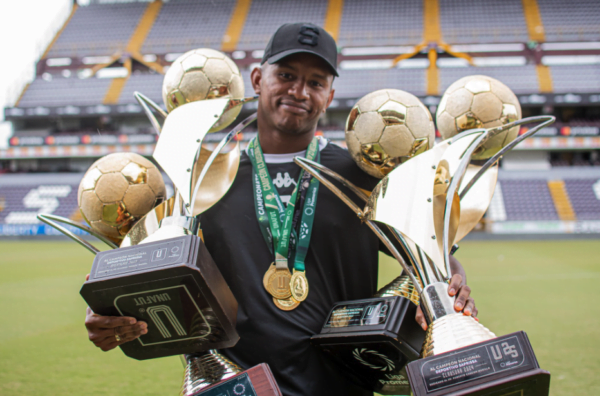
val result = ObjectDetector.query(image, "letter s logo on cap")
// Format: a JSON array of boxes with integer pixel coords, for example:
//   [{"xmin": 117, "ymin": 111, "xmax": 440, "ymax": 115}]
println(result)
[{"xmin": 298, "ymin": 25, "xmax": 319, "ymax": 46}]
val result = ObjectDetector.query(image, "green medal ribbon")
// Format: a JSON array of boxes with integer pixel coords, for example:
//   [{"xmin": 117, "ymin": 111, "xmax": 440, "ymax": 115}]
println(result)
[{"xmin": 248, "ymin": 136, "xmax": 320, "ymax": 272}]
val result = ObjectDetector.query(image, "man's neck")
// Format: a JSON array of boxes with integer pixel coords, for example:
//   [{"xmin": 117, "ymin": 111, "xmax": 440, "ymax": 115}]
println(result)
[
  {"xmin": 257, "ymin": 117, "xmax": 316, "ymax": 154},
  {"xmin": 257, "ymin": 128, "xmax": 315, "ymax": 154}
]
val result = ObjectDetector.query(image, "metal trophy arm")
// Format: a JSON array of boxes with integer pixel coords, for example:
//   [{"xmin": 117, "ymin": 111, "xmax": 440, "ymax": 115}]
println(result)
[
  {"xmin": 459, "ymin": 115, "xmax": 556, "ymax": 199},
  {"xmin": 367, "ymin": 223, "xmax": 423, "ymax": 295},
  {"xmin": 37, "ymin": 214, "xmax": 118, "ymax": 255},
  {"xmin": 442, "ymin": 115, "xmax": 556, "ymax": 280},
  {"xmin": 154, "ymin": 97, "xmax": 258, "ymax": 211},
  {"xmin": 223, "ymin": 96, "xmax": 258, "ymax": 115},
  {"xmin": 134, "ymin": 91, "xmax": 167, "ymax": 135},
  {"xmin": 121, "ymin": 98, "xmax": 257, "ymax": 245},
  {"xmin": 441, "ymin": 130, "xmax": 490, "ymax": 280},
  {"xmin": 294, "ymin": 157, "xmax": 371, "ymax": 202},
  {"xmin": 294, "ymin": 157, "xmax": 366, "ymax": 215},
  {"xmin": 190, "ymin": 111, "xmax": 257, "ymax": 209},
  {"xmin": 294, "ymin": 156, "xmax": 423, "ymax": 295}
]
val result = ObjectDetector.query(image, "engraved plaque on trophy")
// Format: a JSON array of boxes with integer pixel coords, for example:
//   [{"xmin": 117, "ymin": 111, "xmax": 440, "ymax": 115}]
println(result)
[
  {"xmin": 406, "ymin": 331, "xmax": 550, "ymax": 396},
  {"xmin": 183, "ymin": 353, "xmax": 281, "ymax": 396}
]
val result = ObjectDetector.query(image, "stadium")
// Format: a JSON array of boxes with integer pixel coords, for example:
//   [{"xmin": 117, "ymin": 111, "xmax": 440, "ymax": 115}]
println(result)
[{"xmin": 0, "ymin": 0, "xmax": 599, "ymax": 395}]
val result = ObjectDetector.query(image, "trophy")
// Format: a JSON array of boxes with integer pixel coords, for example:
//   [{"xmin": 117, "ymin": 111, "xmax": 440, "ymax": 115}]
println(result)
[
  {"xmin": 39, "ymin": 48, "xmax": 281, "ymax": 395},
  {"xmin": 309, "ymin": 89, "xmax": 434, "ymax": 395},
  {"xmin": 297, "ymin": 80, "xmax": 554, "ymax": 395}
]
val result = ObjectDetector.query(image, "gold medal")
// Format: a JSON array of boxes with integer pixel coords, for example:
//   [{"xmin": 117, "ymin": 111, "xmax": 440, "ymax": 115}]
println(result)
[
  {"xmin": 263, "ymin": 262, "xmax": 277, "ymax": 291},
  {"xmin": 266, "ymin": 268, "xmax": 292, "ymax": 299},
  {"xmin": 273, "ymin": 296, "xmax": 300, "ymax": 311},
  {"xmin": 290, "ymin": 270, "xmax": 309, "ymax": 302}
]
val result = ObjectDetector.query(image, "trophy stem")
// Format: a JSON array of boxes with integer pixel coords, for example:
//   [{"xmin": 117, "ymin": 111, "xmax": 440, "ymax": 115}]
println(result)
[
  {"xmin": 181, "ymin": 350, "xmax": 242, "ymax": 396},
  {"xmin": 421, "ymin": 313, "xmax": 496, "ymax": 358},
  {"xmin": 419, "ymin": 283, "xmax": 496, "ymax": 358},
  {"xmin": 139, "ymin": 215, "xmax": 199, "ymax": 245},
  {"xmin": 364, "ymin": 221, "xmax": 423, "ymax": 295},
  {"xmin": 374, "ymin": 274, "xmax": 421, "ymax": 305}
]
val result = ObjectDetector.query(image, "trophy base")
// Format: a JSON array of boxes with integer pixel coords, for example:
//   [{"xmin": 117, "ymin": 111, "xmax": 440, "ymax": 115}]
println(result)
[
  {"xmin": 406, "ymin": 331, "xmax": 550, "ymax": 396},
  {"xmin": 189, "ymin": 364, "xmax": 281, "ymax": 396},
  {"xmin": 81, "ymin": 235, "xmax": 238, "ymax": 360},
  {"xmin": 311, "ymin": 296, "xmax": 425, "ymax": 395}
]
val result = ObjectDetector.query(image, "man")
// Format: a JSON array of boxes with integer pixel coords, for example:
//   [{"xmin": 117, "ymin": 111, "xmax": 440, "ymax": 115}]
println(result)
[{"xmin": 84, "ymin": 23, "xmax": 476, "ymax": 395}]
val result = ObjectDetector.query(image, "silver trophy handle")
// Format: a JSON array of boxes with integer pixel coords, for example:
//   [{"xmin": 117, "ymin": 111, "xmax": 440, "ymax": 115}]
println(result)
[
  {"xmin": 295, "ymin": 158, "xmax": 422, "ymax": 272},
  {"xmin": 442, "ymin": 115, "xmax": 556, "ymax": 278},
  {"xmin": 37, "ymin": 214, "xmax": 118, "ymax": 255},
  {"xmin": 295, "ymin": 157, "xmax": 371, "ymax": 202},
  {"xmin": 294, "ymin": 156, "xmax": 423, "ymax": 295},
  {"xmin": 459, "ymin": 115, "xmax": 556, "ymax": 199},
  {"xmin": 441, "ymin": 130, "xmax": 490, "ymax": 279},
  {"xmin": 134, "ymin": 91, "xmax": 168, "ymax": 136}
]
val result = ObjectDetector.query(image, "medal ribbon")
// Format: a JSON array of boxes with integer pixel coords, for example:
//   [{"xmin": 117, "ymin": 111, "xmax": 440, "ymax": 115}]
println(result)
[{"xmin": 249, "ymin": 137, "xmax": 320, "ymax": 272}]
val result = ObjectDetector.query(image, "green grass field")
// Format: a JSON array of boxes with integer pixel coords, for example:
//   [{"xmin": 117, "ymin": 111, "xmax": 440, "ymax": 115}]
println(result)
[{"xmin": 1, "ymin": 239, "xmax": 598, "ymax": 395}]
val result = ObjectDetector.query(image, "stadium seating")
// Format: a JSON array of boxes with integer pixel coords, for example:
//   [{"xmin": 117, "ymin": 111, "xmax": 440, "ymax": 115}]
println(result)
[
  {"xmin": 564, "ymin": 179, "xmax": 600, "ymax": 220},
  {"xmin": 499, "ymin": 179, "xmax": 559, "ymax": 221},
  {"xmin": 48, "ymin": 2, "xmax": 147, "ymax": 58},
  {"xmin": 439, "ymin": 0, "xmax": 529, "ymax": 44},
  {"xmin": 550, "ymin": 65, "xmax": 600, "ymax": 93},
  {"xmin": 237, "ymin": 0, "xmax": 328, "ymax": 51},
  {"xmin": 17, "ymin": 64, "xmax": 599, "ymax": 110},
  {"xmin": 141, "ymin": 0, "xmax": 237, "ymax": 55},
  {"xmin": 337, "ymin": 0, "xmax": 423, "ymax": 47},
  {"xmin": 241, "ymin": 67, "xmax": 427, "ymax": 99},
  {"xmin": 335, "ymin": 68, "xmax": 427, "ymax": 98},
  {"xmin": 118, "ymin": 73, "xmax": 163, "ymax": 104},
  {"xmin": 538, "ymin": 0, "xmax": 600, "ymax": 42},
  {"xmin": 18, "ymin": 77, "xmax": 112, "ymax": 107},
  {"xmin": 440, "ymin": 66, "xmax": 540, "ymax": 94}
]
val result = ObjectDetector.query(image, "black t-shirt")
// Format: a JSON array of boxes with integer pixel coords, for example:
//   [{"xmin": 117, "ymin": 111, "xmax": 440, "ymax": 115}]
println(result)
[{"xmin": 199, "ymin": 141, "xmax": 382, "ymax": 396}]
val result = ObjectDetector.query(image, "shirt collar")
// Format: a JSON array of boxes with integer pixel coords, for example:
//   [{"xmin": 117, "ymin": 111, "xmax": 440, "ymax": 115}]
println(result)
[{"xmin": 246, "ymin": 136, "xmax": 328, "ymax": 164}]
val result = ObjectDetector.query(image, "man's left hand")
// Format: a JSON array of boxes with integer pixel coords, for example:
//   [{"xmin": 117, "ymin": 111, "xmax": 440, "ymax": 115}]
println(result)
[
  {"xmin": 448, "ymin": 273, "xmax": 477, "ymax": 318},
  {"xmin": 415, "ymin": 256, "xmax": 477, "ymax": 331}
]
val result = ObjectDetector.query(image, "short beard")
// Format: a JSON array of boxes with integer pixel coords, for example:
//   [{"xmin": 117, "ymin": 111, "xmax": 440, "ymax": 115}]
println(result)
[{"xmin": 275, "ymin": 119, "xmax": 318, "ymax": 136}]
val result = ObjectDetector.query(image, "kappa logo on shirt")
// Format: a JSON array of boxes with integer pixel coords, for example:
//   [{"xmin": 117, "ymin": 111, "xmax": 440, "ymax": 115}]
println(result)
[{"xmin": 273, "ymin": 172, "xmax": 297, "ymax": 189}]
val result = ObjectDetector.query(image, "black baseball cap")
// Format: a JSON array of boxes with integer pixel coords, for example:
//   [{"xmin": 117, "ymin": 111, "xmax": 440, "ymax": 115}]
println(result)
[{"xmin": 261, "ymin": 23, "xmax": 339, "ymax": 77}]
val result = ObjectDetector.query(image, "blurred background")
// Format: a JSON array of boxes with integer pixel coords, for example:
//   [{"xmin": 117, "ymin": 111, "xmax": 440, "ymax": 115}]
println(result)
[{"xmin": 0, "ymin": 0, "xmax": 598, "ymax": 395}]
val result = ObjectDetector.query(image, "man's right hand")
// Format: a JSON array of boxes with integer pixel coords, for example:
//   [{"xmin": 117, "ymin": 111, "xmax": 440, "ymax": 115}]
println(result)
[
  {"xmin": 84, "ymin": 273, "xmax": 148, "ymax": 351},
  {"xmin": 85, "ymin": 307, "xmax": 148, "ymax": 351}
]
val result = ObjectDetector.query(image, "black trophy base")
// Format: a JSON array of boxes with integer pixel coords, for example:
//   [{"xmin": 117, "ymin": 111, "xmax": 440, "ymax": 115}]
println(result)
[
  {"xmin": 81, "ymin": 235, "xmax": 238, "ymax": 360},
  {"xmin": 406, "ymin": 331, "xmax": 550, "ymax": 396},
  {"xmin": 311, "ymin": 296, "xmax": 425, "ymax": 395},
  {"xmin": 190, "ymin": 364, "xmax": 282, "ymax": 396}
]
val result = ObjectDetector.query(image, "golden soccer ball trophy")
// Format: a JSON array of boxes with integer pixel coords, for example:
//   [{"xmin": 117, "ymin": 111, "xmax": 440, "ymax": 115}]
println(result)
[
  {"xmin": 436, "ymin": 75, "xmax": 521, "ymax": 160},
  {"xmin": 345, "ymin": 89, "xmax": 435, "ymax": 179},
  {"xmin": 77, "ymin": 152, "xmax": 167, "ymax": 241},
  {"xmin": 162, "ymin": 48, "xmax": 245, "ymax": 132}
]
